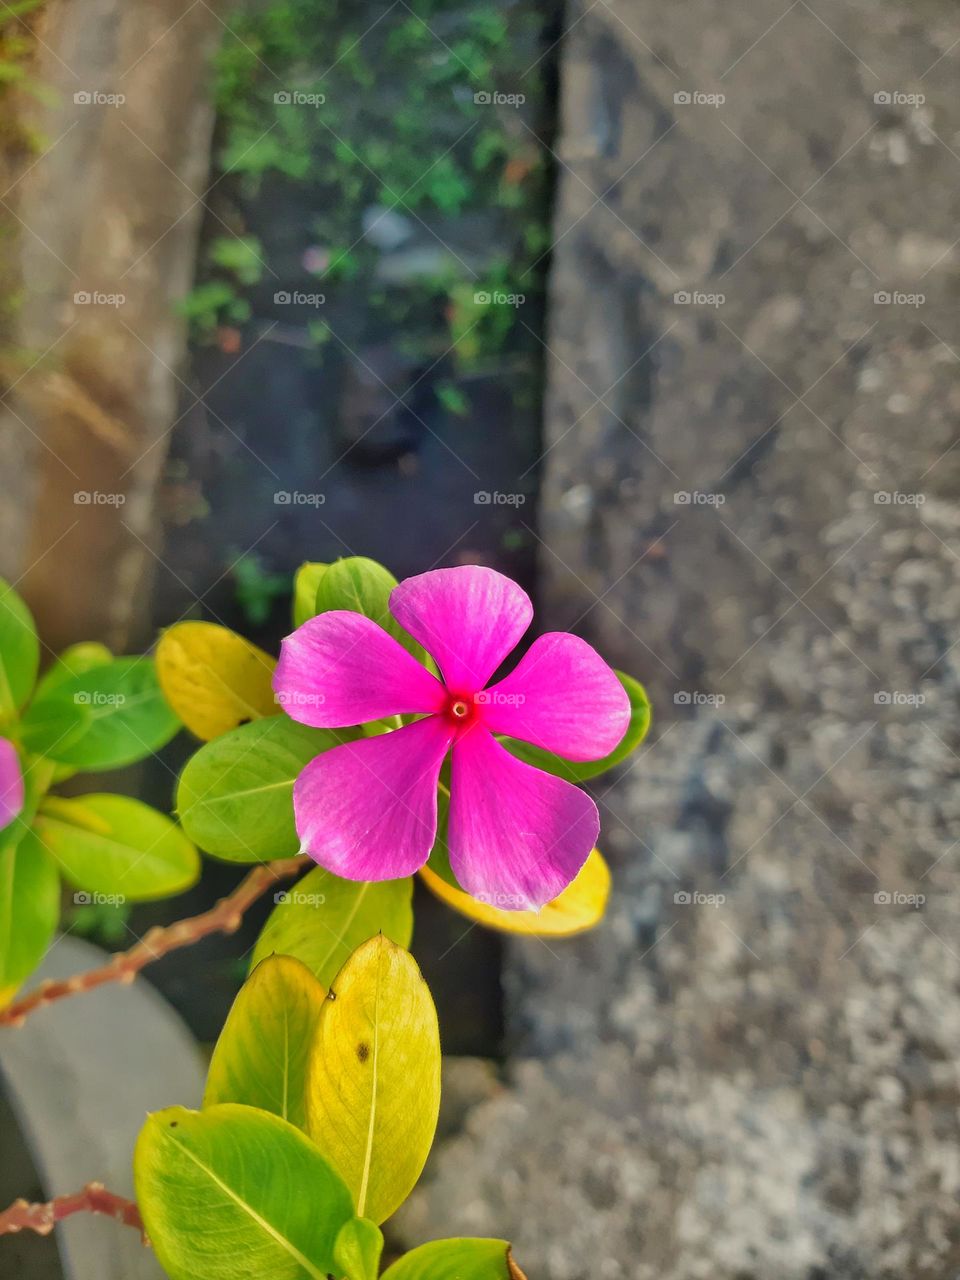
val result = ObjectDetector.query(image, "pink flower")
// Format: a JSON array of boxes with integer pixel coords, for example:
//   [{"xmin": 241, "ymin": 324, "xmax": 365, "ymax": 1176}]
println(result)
[
  {"xmin": 0, "ymin": 738, "xmax": 24, "ymax": 835},
  {"xmin": 274, "ymin": 566, "xmax": 630, "ymax": 910}
]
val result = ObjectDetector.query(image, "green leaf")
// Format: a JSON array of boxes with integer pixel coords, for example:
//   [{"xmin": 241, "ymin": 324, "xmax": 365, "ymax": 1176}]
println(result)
[
  {"xmin": 204, "ymin": 955, "xmax": 325, "ymax": 1130},
  {"xmin": 20, "ymin": 656, "xmax": 181, "ymax": 769},
  {"xmin": 177, "ymin": 718, "xmax": 353, "ymax": 862},
  {"xmin": 505, "ymin": 670, "xmax": 651, "ymax": 782},
  {"xmin": 292, "ymin": 562, "xmax": 329, "ymax": 627},
  {"xmin": 305, "ymin": 936, "xmax": 441, "ymax": 1225},
  {"xmin": 333, "ymin": 1217, "xmax": 383, "ymax": 1280},
  {"xmin": 251, "ymin": 866, "xmax": 414, "ymax": 988},
  {"xmin": 134, "ymin": 1104, "xmax": 357, "ymax": 1280},
  {"xmin": 33, "ymin": 794, "xmax": 199, "ymax": 901},
  {"xmin": 33, "ymin": 641, "xmax": 112, "ymax": 700},
  {"xmin": 0, "ymin": 826, "xmax": 59, "ymax": 1007},
  {"xmin": 0, "ymin": 577, "xmax": 39, "ymax": 720},
  {"xmin": 314, "ymin": 558, "xmax": 428, "ymax": 666},
  {"xmin": 381, "ymin": 1238, "xmax": 525, "ymax": 1279}
]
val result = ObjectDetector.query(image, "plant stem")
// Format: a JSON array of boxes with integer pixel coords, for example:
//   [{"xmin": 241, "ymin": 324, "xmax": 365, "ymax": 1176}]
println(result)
[
  {"xmin": 0, "ymin": 1182, "xmax": 144, "ymax": 1239},
  {"xmin": 0, "ymin": 855, "xmax": 308, "ymax": 1028}
]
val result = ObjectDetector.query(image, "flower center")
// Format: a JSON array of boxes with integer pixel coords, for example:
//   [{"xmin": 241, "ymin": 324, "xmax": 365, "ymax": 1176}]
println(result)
[
  {"xmin": 445, "ymin": 693, "xmax": 477, "ymax": 728},
  {"xmin": 450, "ymin": 699, "xmax": 470, "ymax": 720}
]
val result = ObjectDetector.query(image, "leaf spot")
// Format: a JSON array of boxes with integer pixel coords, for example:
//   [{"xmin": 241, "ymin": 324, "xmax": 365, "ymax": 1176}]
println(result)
[{"xmin": 356, "ymin": 1041, "xmax": 370, "ymax": 1063}]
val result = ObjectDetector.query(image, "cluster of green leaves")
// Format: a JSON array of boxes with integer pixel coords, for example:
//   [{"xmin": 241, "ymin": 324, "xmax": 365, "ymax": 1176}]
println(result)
[
  {"xmin": 0, "ymin": 579, "xmax": 197, "ymax": 1007},
  {"xmin": 136, "ymin": 939, "xmax": 524, "ymax": 1279}
]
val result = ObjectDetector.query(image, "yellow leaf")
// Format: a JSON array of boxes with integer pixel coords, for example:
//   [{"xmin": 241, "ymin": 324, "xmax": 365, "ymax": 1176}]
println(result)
[
  {"xmin": 306, "ymin": 936, "xmax": 440, "ymax": 1225},
  {"xmin": 156, "ymin": 621, "xmax": 278, "ymax": 740},
  {"xmin": 204, "ymin": 955, "xmax": 325, "ymax": 1131},
  {"xmin": 420, "ymin": 848, "xmax": 611, "ymax": 936}
]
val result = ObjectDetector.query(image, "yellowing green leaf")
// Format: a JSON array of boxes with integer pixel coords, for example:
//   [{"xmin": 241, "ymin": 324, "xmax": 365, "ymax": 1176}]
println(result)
[
  {"xmin": 134, "ymin": 1103, "xmax": 357, "ymax": 1280},
  {"xmin": 251, "ymin": 866, "xmax": 414, "ymax": 988},
  {"xmin": 33, "ymin": 641, "xmax": 112, "ymax": 700},
  {"xmin": 156, "ymin": 621, "xmax": 278, "ymax": 741},
  {"xmin": 292, "ymin": 562, "xmax": 329, "ymax": 627},
  {"xmin": 33, "ymin": 794, "xmax": 199, "ymax": 901},
  {"xmin": 382, "ymin": 1238, "xmax": 527, "ymax": 1280},
  {"xmin": 0, "ymin": 827, "xmax": 59, "ymax": 1008},
  {"xmin": 306, "ymin": 936, "xmax": 441, "ymax": 1224},
  {"xmin": 421, "ymin": 848, "xmax": 611, "ymax": 936},
  {"xmin": 204, "ymin": 955, "xmax": 325, "ymax": 1130}
]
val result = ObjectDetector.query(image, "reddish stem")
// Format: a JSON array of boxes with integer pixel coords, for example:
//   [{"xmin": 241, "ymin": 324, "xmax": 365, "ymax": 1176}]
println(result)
[
  {"xmin": 0, "ymin": 1183, "xmax": 144, "ymax": 1240},
  {"xmin": 0, "ymin": 856, "xmax": 307, "ymax": 1028}
]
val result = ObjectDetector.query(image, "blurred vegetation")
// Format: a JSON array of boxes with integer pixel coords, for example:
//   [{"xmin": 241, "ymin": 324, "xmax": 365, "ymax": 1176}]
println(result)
[{"xmin": 184, "ymin": 0, "xmax": 553, "ymax": 376}]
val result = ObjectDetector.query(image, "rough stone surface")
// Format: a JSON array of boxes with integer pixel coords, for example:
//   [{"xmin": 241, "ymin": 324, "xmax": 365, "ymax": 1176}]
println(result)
[{"xmin": 394, "ymin": 3, "xmax": 960, "ymax": 1277}]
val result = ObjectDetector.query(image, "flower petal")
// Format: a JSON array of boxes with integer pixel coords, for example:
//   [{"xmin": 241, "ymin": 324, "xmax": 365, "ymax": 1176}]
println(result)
[
  {"xmin": 448, "ymin": 725, "xmax": 598, "ymax": 910},
  {"xmin": 479, "ymin": 632, "xmax": 631, "ymax": 760},
  {"xmin": 274, "ymin": 612, "xmax": 446, "ymax": 728},
  {"xmin": 389, "ymin": 566, "xmax": 532, "ymax": 694},
  {"xmin": 0, "ymin": 738, "xmax": 24, "ymax": 833},
  {"xmin": 294, "ymin": 716, "xmax": 454, "ymax": 880}
]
